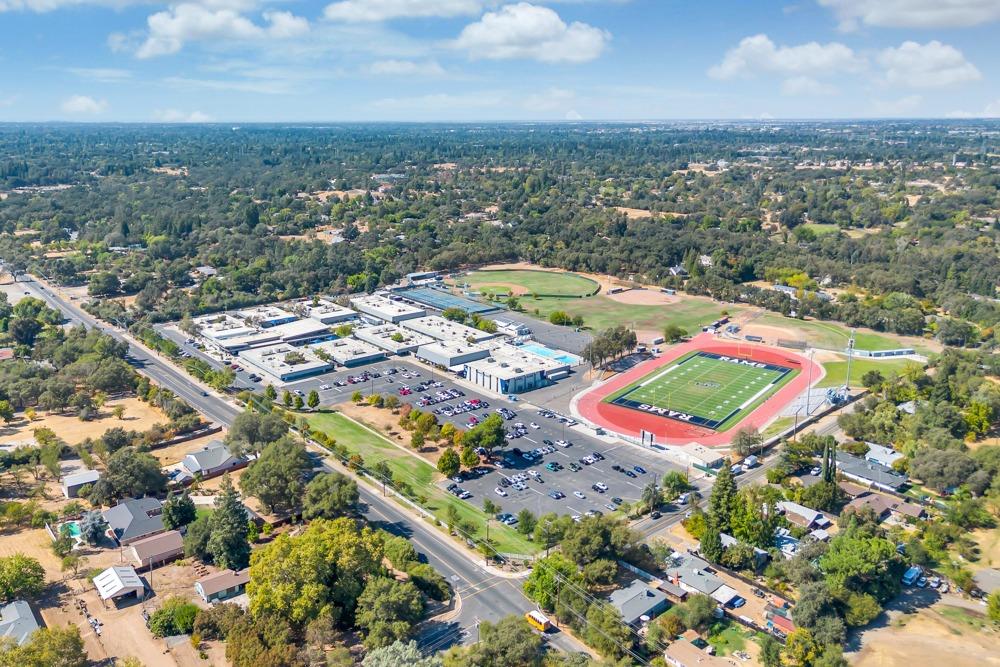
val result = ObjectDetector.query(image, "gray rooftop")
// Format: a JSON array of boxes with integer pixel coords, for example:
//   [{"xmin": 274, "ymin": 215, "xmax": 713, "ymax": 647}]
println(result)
[
  {"xmin": 184, "ymin": 440, "xmax": 239, "ymax": 473},
  {"xmin": 836, "ymin": 452, "xmax": 908, "ymax": 490},
  {"xmin": 609, "ymin": 580, "xmax": 668, "ymax": 626},
  {"xmin": 102, "ymin": 497, "xmax": 164, "ymax": 543},
  {"xmin": 62, "ymin": 469, "xmax": 100, "ymax": 487},
  {"xmin": 0, "ymin": 601, "xmax": 39, "ymax": 646},
  {"xmin": 663, "ymin": 553, "xmax": 723, "ymax": 596}
]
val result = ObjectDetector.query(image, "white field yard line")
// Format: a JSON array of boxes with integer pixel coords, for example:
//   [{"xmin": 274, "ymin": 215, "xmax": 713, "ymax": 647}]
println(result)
[
  {"xmin": 734, "ymin": 370, "xmax": 791, "ymax": 411},
  {"xmin": 639, "ymin": 358, "xmax": 744, "ymax": 418},
  {"xmin": 682, "ymin": 363, "xmax": 756, "ymax": 419},
  {"xmin": 636, "ymin": 356, "xmax": 687, "ymax": 388}
]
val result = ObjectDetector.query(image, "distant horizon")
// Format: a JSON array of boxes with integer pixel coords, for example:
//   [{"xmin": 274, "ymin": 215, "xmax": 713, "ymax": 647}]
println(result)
[{"xmin": 2, "ymin": 117, "xmax": 1000, "ymax": 126}]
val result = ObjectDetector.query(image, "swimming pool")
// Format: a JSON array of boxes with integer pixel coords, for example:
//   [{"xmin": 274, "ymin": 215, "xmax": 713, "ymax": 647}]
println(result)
[{"xmin": 519, "ymin": 343, "xmax": 582, "ymax": 366}]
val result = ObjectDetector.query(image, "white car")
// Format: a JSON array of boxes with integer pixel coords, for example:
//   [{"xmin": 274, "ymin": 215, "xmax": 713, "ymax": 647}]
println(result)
[
  {"xmin": 528, "ymin": 470, "xmax": 540, "ymax": 478},
  {"xmin": 573, "ymin": 491, "xmax": 586, "ymax": 499},
  {"xmin": 595, "ymin": 482, "xmax": 608, "ymax": 491},
  {"xmin": 319, "ymin": 384, "xmax": 331, "ymax": 391},
  {"xmin": 494, "ymin": 487, "xmax": 507, "ymax": 497},
  {"xmin": 555, "ymin": 440, "xmax": 570, "ymax": 448},
  {"xmin": 530, "ymin": 422, "xmax": 540, "ymax": 429}
]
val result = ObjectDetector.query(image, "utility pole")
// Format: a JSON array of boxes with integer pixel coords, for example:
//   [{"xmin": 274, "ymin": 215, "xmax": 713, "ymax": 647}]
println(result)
[
  {"xmin": 845, "ymin": 329, "xmax": 856, "ymax": 392},
  {"xmin": 805, "ymin": 349, "xmax": 815, "ymax": 416}
]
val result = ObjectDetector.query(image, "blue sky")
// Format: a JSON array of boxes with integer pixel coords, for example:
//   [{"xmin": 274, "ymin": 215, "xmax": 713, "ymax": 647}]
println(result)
[{"xmin": 1, "ymin": 0, "xmax": 998, "ymax": 121}]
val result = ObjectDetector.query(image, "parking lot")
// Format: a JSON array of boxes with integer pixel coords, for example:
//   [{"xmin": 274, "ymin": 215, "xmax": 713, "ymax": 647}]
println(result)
[{"xmin": 156, "ymin": 323, "xmax": 687, "ymax": 525}]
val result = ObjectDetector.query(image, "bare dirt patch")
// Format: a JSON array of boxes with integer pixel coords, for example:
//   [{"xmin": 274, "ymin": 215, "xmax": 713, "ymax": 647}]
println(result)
[
  {"xmin": 337, "ymin": 403, "xmax": 451, "ymax": 466},
  {"xmin": 606, "ymin": 289, "xmax": 676, "ymax": 306},
  {"xmin": 0, "ymin": 398, "xmax": 170, "ymax": 446},
  {"xmin": 151, "ymin": 166, "xmax": 189, "ymax": 177},
  {"xmin": 0, "ymin": 397, "xmax": 167, "ymax": 448},
  {"xmin": 852, "ymin": 606, "xmax": 1000, "ymax": 667},
  {"xmin": 474, "ymin": 261, "xmax": 632, "ymax": 294},
  {"xmin": 150, "ymin": 431, "xmax": 228, "ymax": 466}
]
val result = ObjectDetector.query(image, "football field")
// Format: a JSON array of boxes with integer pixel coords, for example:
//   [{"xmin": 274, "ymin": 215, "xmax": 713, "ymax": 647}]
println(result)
[{"xmin": 605, "ymin": 351, "xmax": 797, "ymax": 431}]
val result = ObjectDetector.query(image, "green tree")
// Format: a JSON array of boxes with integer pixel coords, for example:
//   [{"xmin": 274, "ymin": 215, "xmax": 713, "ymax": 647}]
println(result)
[
  {"xmin": 523, "ymin": 553, "xmax": 577, "ymax": 611},
  {"xmin": 460, "ymin": 445, "xmax": 479, "ymax": 469},
  {"xmin": 516, "ymin": 509, "xmax": 537, "ymax": 536},
  {"xmin": 437, "ymin": 448, "xmax": 460, "ymax": 478},
  {"xmin": 784, "ymin": 628, "xmax": 818, "ymax": 667},
  {"xmin": 148, "ymin": 596, "xmax": 199, "ymax": 637},
  {"xmin": 462, "ymin": 414, "xmax": 506, "ymax": 455},
  {"xmin": 760, "ymin": 635, "xmax": 783, "ymax": 667},
  {"xmin": 248, "ymin": 518, "xmax": 384, "ymax": 626},
  {"xmin": 708, "ymin": 458, "xmax": 737, "ymax": 532},
  {"xmin": 283, "ymin": 390, "xmax": 293, "ymax": 408},
  {"xmin": 0, "ymin": 400, "xmax": 14, "ymax": 424},
  {"xmin": 294, "ymin": 394, "xmax": 304, "ymax": 410},
  {"xmin": 302, "ymin": 472, "xmax": 359, "ymax": 520},
  {"xmin": 584, "ymin": 603, "xmax": 633, "ymax": 659},
  {"xmin": 89, "ymin": 447, "xmax": 167, "ymax": 504},
  {"xmin": 162, "ymin": 491, "xmax": 197, "ymax": 530},
  {"xmin": 987, "ymin": 591, "xmax": 1000, "ymax": 623},
  {"xmin": 307, "ymin": 390, "xmax": 320, "ymax": 410},
  {"xmin": 482, "ymin": 499, "xmax": 501, "ymax": 517},
  {"xmin": 239, "ymin": 436, "xmax": 311, "ymax": 514},
  {"xmin": 362, "ymin": 640, "xmax": 442, "ymax": 667},
  {"xmin": 677, "ymin": 594, "xmax": 718, "ymax": 632},
  {"xmin": 183, "ymin": 515, "xmax": 212, "ymax": 562},
  {"xmin": 661, "ymin": 471, "xmax": 691, "ymax": 500},
  {"xmin": 355, "ymin": 577, "xmax": 425, "ymax": 649},
  {"xmin": 733, "ymin": 426, "xmax": 763, "ymax": 457},
  {"xmin": 224, "ymin": 410, "xmax": 289, "ymax": 457},
  {"xmin": 0, "ymin": 554, "xmax": 45, "ymax": 602},
  {"xmin": 700, "ymin": 518, "xmax": 724, "ymax": 563},
  {"xmin": 206, "ymin": 475, "xmax": 251, "ymax": 570},
  {"xmin": 0, "ymin": 625, "xmax": 87, "ymax": 667},
  {"xmin": 662, "ymin": 324, "xmax": 688, "ymax": 343},
  {"xmin": 264, "ymin": 384, "xmax": 277, "ymax": 401},
  {"xmin": 443, "ymin": 615, "xmax": 543, "ymax": 667}
]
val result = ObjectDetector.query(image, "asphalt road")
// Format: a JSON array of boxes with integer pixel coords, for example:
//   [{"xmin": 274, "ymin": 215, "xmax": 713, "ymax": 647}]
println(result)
[{"xmin": 22, "ymin": 276, "xmax": 586, "ymax": 654}]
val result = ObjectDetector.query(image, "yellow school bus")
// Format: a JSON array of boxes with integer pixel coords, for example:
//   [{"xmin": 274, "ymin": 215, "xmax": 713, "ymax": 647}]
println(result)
[{"xmin": 525, "ymin": 610, "xmax": 552, "ymax": 632}]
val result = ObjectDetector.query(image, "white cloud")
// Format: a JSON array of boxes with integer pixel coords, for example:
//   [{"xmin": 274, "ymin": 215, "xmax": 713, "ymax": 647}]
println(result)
[
  {"xmin": 137, "ymin": 4, "xmax": 309, "ymax": 58},
  {"xmin": 153, "ymin": 108, "xmax": 213, "ymax": 122},
  {"xmin": 947, "ymin": 99, "xmax": 1000, "ymax": 118},
  {"xmin": 66, "ymin": 67, "xmax": 132, "ymax": 83},
  {"xmin": 709, "ymin": 34, "xmax": 862, "ymax": 80},
  {"xmin": 872, "ymin": 94, "xmax": 923, "ymax": 115},
  {"xmin": 60, "ymin": 94, "xmax": 108, "ymax": 114},
  {"xmin": 367, "ymin": 59, "xmax": 446, "ymax": 76},
  {"xmin": 521, "ymin": 87, "xmax": 576, "ymax": 112},
  {"xmin": 781, "ymin": 75, "xmax": 838, "ymax": 96},
  {"xmin": 324, "ymin": 0, "xmax": 482, "ymax": 22},
  {"xmin": 0, "ymin": 95, "xmax": 16, "ymax": 108},
  {"xmin": 565, "ymin": 109, "xmax": 582, "ymax": 120},
  {"xmin": 877, "ymin": 41, "xmax": 981, "ymax": 88},
  {"xmin": 818, "ymin": 0, "xmax": 1000, "ymax": 29},
  {"xmin": 454, "ymin": 3, "xmax": 609, "ymax": 63}
]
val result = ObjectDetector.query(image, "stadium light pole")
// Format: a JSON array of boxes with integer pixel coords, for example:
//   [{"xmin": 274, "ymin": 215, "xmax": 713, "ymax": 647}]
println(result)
[
  {"xmin": 845, "ymin": 329, "xmax": 856, "ymax": 392},
  {"xmin": 804, "ymin": 349, "xmax": 814, "ymax": 416}
]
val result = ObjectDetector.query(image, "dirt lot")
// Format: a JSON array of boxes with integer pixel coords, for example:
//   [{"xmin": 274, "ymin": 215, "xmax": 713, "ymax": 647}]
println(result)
[
  {"xmin": 606, "ymin": 288, "xmax": 676, "ymax": 306},
  {"xmin": 0, "ymin": 397, "xmax": 168, "ymax": 448},
  {"xmin": 852, "ymin": 605, "xmax": 1000, "ymax": 667},
  {"xmin": 38, "ymin": 559, "xmax": 227, "ymax": 667}
]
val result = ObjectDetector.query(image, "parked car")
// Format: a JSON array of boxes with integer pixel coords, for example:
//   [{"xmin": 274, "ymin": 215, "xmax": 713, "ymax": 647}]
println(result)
[
  {"xmin": 573, "ymin": 491, "xmax": 586, "ymax": 499},
  {"xmin": 494, "ymin": 487, "xmax": 507, "ymax": 497}
]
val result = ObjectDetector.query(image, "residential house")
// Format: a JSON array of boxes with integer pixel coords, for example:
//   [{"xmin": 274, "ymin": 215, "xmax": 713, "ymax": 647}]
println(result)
[
  {"xmin": 129, "ymin": 530, "xmax": 184, "ymax": 570},
  {"xmin": 836, "ymin": 452, "xmax": 909, "ymax": 492},
  {"xmin": 669, "ymin": 265, "xmax": 689, "ymax": 278},
  {"xmin": 663, "ymin": 553, "xmax": 723, "ymax": 597},
  {"xmin": 195, "ymin": 569, "xmax": 250, "ymax": 603},
  {"xmin": 845, "ymin": 493, "xmax": 925, "ymax": 522},
  {"xmin": 61, "ymin": 469, "xmax": 100, "ymax": 499},
  {"xmin": 102, "ymin": 497, "xmax": 165, "ymax": 546},
  {"xmin": 776, "ymin": 501, "xmax": 831, "ymax": 530},
  {"xmin": 864, "ymin": 443, "xmax": 904, "ymax": 469},
  {"xmin": 181, "ymin": 440, "xmax": 246, "ymax": 481},
  {"xmin": 720, "ymin": 533, "xmax": 770, "ymax": 570},
  {"xmin": 609, "ymin": 580, "xmax": 669, "ymax": 626},
  {"xmin": 837, "ymin": 481, "xmax": 868, "ymax": 499},
  {"xmin": 664, "ymin": 638, "xmax": 740, "ymax": 667},
  {"xmin": 0, "ymin": 601, "xmax": 39, "ymax": 646}
]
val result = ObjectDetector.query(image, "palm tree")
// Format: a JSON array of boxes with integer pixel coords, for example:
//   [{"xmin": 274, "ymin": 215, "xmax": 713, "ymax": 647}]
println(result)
[{"xmin": 641, "ymin": 481, "xmax": 660, "ymax": 514}]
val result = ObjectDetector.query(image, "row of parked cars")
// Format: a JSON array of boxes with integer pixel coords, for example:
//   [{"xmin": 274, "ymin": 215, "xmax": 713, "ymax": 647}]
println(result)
[{"xmin": 419, "ymin": 387, "xmax": 465, "ymax": 408}]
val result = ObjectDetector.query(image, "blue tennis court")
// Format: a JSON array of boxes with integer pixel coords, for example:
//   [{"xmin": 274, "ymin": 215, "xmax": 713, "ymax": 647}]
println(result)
[{"xmin": 395, "ymin": 287, "xmax": 500, "ymax": 315}]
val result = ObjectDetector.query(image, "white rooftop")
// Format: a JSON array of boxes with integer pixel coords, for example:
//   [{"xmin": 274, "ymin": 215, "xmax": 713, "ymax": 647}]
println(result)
[
  {"xmin": 235, "ymin": 305, "xmax": 297, "ymax": 325},
  {"xmin": 353, "ymin": 323, "xmax": 434, "ymax": 353},
  {"xmin": 240, "ymin": 343, "xmax": 329, "ymax": 375},
  {"xmin": 401, "ymin": 315, "xmax": 497, "ymax": 344},
  {"xmin": 93, "ymin": 566, "xmax": 145, "ymax": 600},
  {"xmin": 194, "ymin": 314, "xmax": 257, "ymax": 341},
  {"xmin": 350, "ymin": 294, "xmax": 425, "ymax": 321},
  {"xmin": 268, "ymin": 318, "xmax": 331, "ymax": 341},
  {"xmin": 310, "ymin": 337, "xmax": 385, "ymax": 364},
  {"xmin": 298, "ymin": 298, "xmax": 356, "ymax": 323},
  {"xmin": 465, "ymin": 344, "xmax": 567, "ymax": 380}
]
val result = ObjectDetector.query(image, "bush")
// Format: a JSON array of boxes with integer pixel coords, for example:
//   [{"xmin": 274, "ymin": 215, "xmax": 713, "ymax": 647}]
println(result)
[
  {"xmin": 148, "ymin": 597, "xmax": 200, "ymax": 637},
  {"xmin": 192, "ymin": 603, "xmax": 246, "ymax": 640}
]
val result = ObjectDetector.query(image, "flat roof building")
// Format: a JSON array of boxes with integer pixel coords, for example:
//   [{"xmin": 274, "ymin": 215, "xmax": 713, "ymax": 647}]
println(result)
[
  {"xmin": 235, "ymin": 306, "xmax": 298, "ymax": 329},
  {"xmin": 463, "ymin": 344, "xmax": 568, "ymax": 395},
  {"xmin": 493, "ymin": 319, "xmax": 532, "ymax": 337},
  {"xmin": 836, "ymin": 451, "xmax": 909, "ymax": 492},
  {"xmin": 354, "ymin": 324, "xmax": 434, "ymax": 355},
  {"xmin": 194, "ymin": 314, "xmax": 257, "ymax": 342},
  {"xmin": 267, "ymin": 318, "xmax": 331, "ymax": 344},
  {"xmin": 415, "ymin": 341, "xmax": 491, "ymax": 369},
  {"xmin": 239, "ymin": 344, "xmax": 331, "ymax": 382},
  {"xmin": 61, "ymin": 469, "xmax": 100, "ymax": 498},
  {"xmin": 401, "ymin": 315, "xmax": 497, "ymax": 344},
  {"xmin": 309, "ymin": 338, "xmax": 386, "ymax": 367},
  {"xmin": 350, "ymin": 294, "xmax": 425, "ymax": 323},
  {"xmin": 298, "ymin": 299, "xmax": 357, "ymax": 325}
]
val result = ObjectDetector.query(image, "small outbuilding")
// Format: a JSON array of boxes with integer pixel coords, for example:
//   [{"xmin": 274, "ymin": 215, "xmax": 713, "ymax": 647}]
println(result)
[
  {"xmin": 195, "ymin": 568, "xmax": 250, "ymax": 603},
  {"xmin": 0, "ymin": 600, "xmax": 40, "ymax": 645},
  {"xmin": 61, "ymin": 469, "xmax": 100, "ymax": 499},
  {"xmin": 129, "ymin": 530, "xmax": 184, "ymax": 570},
  {"xmin": 93, "ymin": 566, "xmax": 145, "ymax": 602}
]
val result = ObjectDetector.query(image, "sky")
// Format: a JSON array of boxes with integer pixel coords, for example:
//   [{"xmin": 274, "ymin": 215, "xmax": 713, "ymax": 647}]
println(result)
[{"xmin": 0, "ymin": 0, "xmax": 999, "ymax": 122}]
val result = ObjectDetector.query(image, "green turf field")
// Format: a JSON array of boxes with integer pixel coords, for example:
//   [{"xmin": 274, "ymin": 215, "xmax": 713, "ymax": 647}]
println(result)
[
  {"xmin": 459, "ymin": 269, "xmax": 599, "ymax": 297},
  {"xmin": 605, "ymin": 351, "xmax": 798, "ymax": 431},
  {"xmin": 817, "ymin": 357, "xmax": 919, "ymax": 389}
]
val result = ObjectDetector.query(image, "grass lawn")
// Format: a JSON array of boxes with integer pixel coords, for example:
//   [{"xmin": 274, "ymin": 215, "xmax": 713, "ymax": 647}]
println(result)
[
  {"xmin": 762, "ymin": 416, "xmax": 795, "ymax": 439},
  {"xmin": 707, "ymin": 621, "xmax": 747, "ymax": 655},
  {"xmin": 195, "ymin": 507, "xmax": 213, "ymax": 521},
  {"xmin": 817, "ymin": 358, "xmax": 918, "ymax": 388},
  {"xmin": 937, "ymin": 606, "xmax": 990, "ymax": 631},
  {"xmin": 306, "ymin": 410, "xmax": 538, "ymax": 555},
  {"xmin": 518, "ymin": 293, "xmax": 739, "ymax": 333},
  {"xmin": 755, "ymin": 314, "xmax": 902, "ymax": 351},
  {"xmin": 459, "ymin": 269, "xmax": 599, "ymax": 297},
  {"xmin": 801, "ymin": 223, "xmax": 841, "ymax": 236}
]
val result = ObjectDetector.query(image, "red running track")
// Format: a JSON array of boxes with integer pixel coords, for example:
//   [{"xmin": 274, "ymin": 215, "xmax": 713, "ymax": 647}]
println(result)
[{"xmin": 575, "ymin": 333, "xmax": 824, "ymax": 447}]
